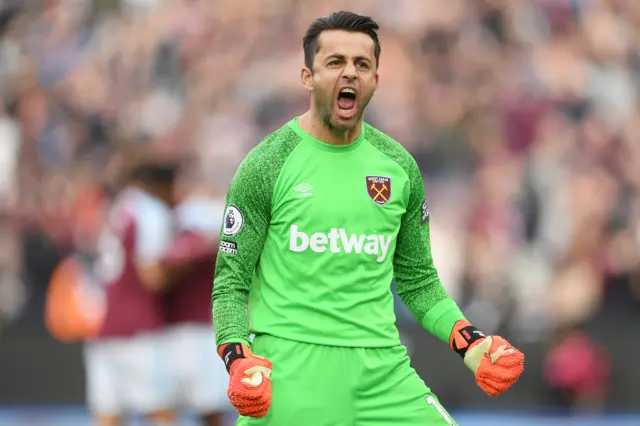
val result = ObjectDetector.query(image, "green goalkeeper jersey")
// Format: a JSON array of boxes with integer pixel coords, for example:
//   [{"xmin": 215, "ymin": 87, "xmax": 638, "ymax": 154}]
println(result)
[{"xmin": 213, "ymin": 117, "xmax": 466, "ymax": 348}]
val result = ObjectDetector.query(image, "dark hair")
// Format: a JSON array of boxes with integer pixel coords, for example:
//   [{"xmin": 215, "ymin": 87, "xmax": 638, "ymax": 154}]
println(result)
[
  {"xmin": 130, "ymin": 162, "xmax": 179, "ymax": 184},
  {"xmin": 114, "ymin": 143, "xmax": 179, "ymax": 185},
  {"xmin": 303, "ymin": 11, "xmax": 381, "ymax": 70}
]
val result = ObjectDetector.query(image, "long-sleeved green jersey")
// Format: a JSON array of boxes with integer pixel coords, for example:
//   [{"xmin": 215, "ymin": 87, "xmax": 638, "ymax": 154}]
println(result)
[{"xmin": 212, "ymin": 117, "xmax": 466, "ymax": 348}]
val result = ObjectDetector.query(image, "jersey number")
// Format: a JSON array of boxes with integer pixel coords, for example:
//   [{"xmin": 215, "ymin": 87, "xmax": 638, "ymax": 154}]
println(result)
[{"xmin": 426, "ymin": 396, "xmax": 455, "ymax": 426}]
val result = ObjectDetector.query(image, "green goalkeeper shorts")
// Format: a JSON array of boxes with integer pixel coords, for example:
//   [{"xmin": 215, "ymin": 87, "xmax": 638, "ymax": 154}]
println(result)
[{"xmin": 236, "ymin": 334, "xmax": 458, "ymax": 426}]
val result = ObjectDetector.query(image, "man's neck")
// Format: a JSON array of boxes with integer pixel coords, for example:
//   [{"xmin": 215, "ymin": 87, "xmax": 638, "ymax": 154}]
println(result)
[{"xmin": 298, "ymin": 111, "xmax": 361, "ymax": 146}]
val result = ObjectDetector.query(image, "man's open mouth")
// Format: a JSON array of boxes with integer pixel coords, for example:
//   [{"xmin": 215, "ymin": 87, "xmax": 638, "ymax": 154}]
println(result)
[{"xmin": 337, "ymin": 88, "xmax": 357, "ymax": 118}]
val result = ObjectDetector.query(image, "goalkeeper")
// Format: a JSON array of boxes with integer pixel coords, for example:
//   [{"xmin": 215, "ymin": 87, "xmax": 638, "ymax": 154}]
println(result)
[{"xmin": 212, "ymin": 11, "xmax": 524, "ymax": 426}]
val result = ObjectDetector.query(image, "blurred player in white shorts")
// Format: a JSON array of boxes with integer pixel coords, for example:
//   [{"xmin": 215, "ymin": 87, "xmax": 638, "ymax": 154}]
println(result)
[
  {"xmin": 161, "ymin": 188, "xmax": 230, "ymax": 426},
  {"xmin": 85, "ymin": 156, "xmax": 180, "ymax": 426}
]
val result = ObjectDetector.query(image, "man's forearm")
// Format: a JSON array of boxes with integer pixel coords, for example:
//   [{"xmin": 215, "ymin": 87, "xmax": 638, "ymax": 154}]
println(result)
[
  {"xmin": 158, "ymin": 232, "xmax": 215, "ymax": 290},
  {"xmin": 212, "ymin": 285, "xmax": 252, "ymax": 347},
  {"xmin": 397, "ymin": 278, "xmax": 466, "ymax": 344},
  {"xmin": 421, "ymin": 297, "xmax": 467, "ymax": 344}
]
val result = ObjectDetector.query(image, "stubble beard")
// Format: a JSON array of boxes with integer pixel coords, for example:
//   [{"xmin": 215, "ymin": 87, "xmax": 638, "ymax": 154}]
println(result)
[{"xmin": 316, "ymin": 96, "xmax": 361, "ymax": 133}]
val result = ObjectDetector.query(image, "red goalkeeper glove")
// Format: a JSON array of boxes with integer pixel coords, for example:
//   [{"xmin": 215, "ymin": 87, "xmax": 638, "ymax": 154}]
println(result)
[
  {"xmin": 449, "ymin": 320, "xmax": 525, "ymax": 396},
  {"xmin": 218, "ymin": 343, "xmax": 272, "ymax": 418}
]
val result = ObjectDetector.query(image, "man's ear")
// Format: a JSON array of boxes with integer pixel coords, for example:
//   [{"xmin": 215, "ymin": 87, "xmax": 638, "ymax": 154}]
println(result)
[{"xmin": 301, "ymin": 66, "xmax": 313, "ymax": 92}]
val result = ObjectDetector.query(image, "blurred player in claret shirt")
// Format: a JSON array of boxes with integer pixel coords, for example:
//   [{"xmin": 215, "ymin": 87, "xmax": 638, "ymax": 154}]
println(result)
[
  {"xmin": 160, "ymin": 169, "xmax": 230, "ymax": 426},
  {"xmin": 85, "ymin": 151, "xmax": 180, "ymax": 426}
]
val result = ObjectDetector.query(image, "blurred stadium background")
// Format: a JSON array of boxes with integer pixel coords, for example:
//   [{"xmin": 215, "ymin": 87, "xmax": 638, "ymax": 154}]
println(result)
[{"xmin": 1, "ymin": 0, "xmax": 640, "ymax": 424}]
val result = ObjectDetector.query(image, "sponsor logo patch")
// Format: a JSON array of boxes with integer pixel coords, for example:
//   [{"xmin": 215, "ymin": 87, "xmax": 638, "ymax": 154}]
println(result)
[
  {"xmin": 219, "ymin": 240, "xmax": 238, "ymax": 255},
  {"xmin": 289, "ymin": 225, "xmax": 393, "ymax": 263}
]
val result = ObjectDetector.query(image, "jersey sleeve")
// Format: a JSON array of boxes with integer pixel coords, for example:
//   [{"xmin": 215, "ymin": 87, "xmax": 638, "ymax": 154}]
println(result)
[
  {"xmin": 212, "ymin": 153, "xmax": 273, "ymax": 347},
  {"xmin": 133, "ymin": 197, "xmax": 174, "ymax": 266},
  {"xmin": 176, "ymin": 197, "xmax": 225, "ymax": 238},
  {"xmin": 393, "ymin": 158, "xmax": 467, "ymax": 344}
]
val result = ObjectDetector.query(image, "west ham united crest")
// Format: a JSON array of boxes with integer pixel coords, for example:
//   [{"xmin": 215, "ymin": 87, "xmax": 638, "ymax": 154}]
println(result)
[{"xmin": 366, "ymin": 176, "xmax": 391, "ymax": 205}]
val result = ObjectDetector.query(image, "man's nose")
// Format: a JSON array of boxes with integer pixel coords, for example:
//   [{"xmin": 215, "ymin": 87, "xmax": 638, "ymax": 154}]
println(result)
[{"xmin": 342, "ymin": 64, "xmax": 357, "ymax": 80}]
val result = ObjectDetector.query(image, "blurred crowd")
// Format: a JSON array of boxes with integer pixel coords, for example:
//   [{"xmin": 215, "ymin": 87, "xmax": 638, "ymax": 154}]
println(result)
[{"xmin": 1, "ymin": 0, "xmax": 640, "ymax": 410}]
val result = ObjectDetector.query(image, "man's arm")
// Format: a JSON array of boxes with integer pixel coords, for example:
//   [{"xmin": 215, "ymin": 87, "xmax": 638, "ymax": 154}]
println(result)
[
  {"xmin": 393, "ymin": 158, "xmax": 466, "ymax": 343},
  {"xmin": 133, "ymin": 199, "xmax": 175, "ymax": 292},
  {"xmin": 159, "ymin": 198, "xmax": 225, "ymax": 287},
  {"xmin": 160, "ymin": 231, "xmax": 215, "ymax": 287},
  {"xmin": 212, "ymin": 157, "xmax": 271, "ymax": 347},
  {"xmin": 394, "ymin": 157, "xmax": 524, "ymax": 396},
  {"xmin": 209, "ymin": 129, "xmax": 300, "ymax": 419}
]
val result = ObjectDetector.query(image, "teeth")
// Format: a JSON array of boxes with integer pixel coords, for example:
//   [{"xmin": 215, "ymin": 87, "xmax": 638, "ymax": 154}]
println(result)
[{"xmin": 341, "ymin": 88, "xmax": 355, "ymax": 95}]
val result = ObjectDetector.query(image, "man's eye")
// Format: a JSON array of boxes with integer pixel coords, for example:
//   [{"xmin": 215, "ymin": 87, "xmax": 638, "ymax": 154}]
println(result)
[
  {"xmin": 358, "ymin": 62, "xmax": 370, "ymax": 69},
  {"xmin": 328, "ymin": 60, "xmax": 340, "ymax": 66}
]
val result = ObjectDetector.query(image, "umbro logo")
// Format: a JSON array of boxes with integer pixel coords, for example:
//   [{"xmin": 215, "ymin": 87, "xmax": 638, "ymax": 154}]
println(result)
[
  {"xmin": 292, "ymin": 183, "xmax": 313, "ymax": 198},
  {"xmin": 292, "ymin": 183, "xmax": 313, "ymax": 192}
]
